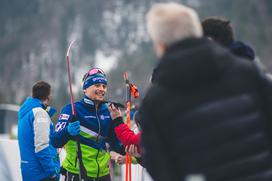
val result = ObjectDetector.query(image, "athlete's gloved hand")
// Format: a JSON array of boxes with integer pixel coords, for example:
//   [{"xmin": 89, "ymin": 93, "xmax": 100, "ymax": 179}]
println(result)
[{"xmin": 67, "ymin": 121, "xmax": 80, "ymax": 136}]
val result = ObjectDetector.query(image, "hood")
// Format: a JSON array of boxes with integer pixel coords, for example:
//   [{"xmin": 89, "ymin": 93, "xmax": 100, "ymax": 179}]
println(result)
[
  {"xmin": 18, "ymin": 97, "xmax": 43, "ymax": 119},
  {"xmin": 152, "ymin": 38, "xmax": 234, "ymax": 90},
  {"xmin": 18, "ymin": 97, "xmax": 56, "ymax": 119},
  {"xmin": 228, "ymin": 41, "xmax": 255, "ymax": 61}
]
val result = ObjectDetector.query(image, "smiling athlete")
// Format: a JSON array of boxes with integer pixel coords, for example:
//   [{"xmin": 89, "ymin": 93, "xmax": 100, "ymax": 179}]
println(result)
[{"xmin": 52, "ymin": 68, "xmax": 123, "ymax": 181}]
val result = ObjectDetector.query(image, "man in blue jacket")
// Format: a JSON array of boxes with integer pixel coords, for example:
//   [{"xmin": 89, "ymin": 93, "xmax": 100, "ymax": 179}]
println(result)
[{"xmin": 18, "ymin": 81, "xmax": 60, "ymax": 181}]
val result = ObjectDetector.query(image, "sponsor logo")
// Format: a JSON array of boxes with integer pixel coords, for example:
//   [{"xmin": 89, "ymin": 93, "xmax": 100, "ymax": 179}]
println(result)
[
  {"xmin": 92, "ymin": 77, "xmax": 106, "ymax": 82},
  {"xmin": 59, "ymin": 114, "xmax": 70, "ymax": 120},
  {"xmin": 84, "ymin": 115, "xmax": 96, "ymax": 119},
  {"xmin": 100, "ymin": 115, "xmax": 110, "ymax": 120},
  {"xmin": 55, "ymin": 122, "xmax": 67, "ymax": 132}
]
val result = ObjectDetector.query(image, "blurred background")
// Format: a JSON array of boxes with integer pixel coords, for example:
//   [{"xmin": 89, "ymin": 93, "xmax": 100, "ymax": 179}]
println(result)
[
  {"xmin": 0, "ymin": 0, "xmax": 272, "ymax": 180},
  {"xmin": 0, "ymin": 0, "xmax": 272, "ymax": 112}
]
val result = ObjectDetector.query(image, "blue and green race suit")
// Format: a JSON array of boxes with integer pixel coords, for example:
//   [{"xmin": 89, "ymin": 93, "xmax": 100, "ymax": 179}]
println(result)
[{"xmin": 52, "ymin": 96, "xmax": 123, "ymax": 178}]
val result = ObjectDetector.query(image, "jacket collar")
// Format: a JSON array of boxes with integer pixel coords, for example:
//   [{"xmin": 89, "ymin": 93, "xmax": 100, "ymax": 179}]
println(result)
[
  {"xmin": 82, "ymin": 96, "xmax": 108, "ymax": 111},
  {"xmin": 152, "ymin": 37, "xmax": 231, "ymax": 89},
  {"xmin": 83, "ymin": 96, "xmax": 95, "ymax": 106},
  {"xmin": 19, "ymin": 97, "xmax": 56, "ymax": 118}
]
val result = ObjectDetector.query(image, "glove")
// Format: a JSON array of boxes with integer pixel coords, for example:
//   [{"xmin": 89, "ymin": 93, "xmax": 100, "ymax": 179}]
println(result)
[{"xmin": 67, "ymin": 121, "xmax": 80, "ymax": 136}]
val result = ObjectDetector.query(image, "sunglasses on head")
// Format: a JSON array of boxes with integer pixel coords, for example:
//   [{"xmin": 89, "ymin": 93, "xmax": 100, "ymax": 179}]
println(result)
[{"xmin": 82, "ymin": 68, "xmax": 106, "ymax": 82}]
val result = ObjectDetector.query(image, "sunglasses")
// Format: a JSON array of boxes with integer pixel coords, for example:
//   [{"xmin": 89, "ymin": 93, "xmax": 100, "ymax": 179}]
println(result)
[{"xmin": 82, "ymin": 68, "xmax": 106, "ymax": 82}]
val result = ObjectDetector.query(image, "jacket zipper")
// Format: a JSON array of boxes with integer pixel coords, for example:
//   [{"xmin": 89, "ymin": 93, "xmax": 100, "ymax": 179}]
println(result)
[{"xmin": 95, "ymin": 105, "xmax": 101, "ymax": 179}]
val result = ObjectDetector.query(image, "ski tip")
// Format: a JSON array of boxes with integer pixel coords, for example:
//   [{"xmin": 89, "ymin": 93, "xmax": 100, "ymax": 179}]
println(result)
[
  {"xmin": 66, "ymin": 40, "xmax": 76, "ymax": 57},
  {"xmin": 123, "ymin": 72, "xmax": 128, "ymax": 81}
]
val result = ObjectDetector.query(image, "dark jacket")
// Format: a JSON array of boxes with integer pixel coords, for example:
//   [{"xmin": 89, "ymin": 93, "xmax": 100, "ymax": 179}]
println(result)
[{"xmin": 141, "ymin": 38, "xmax": 272, "ymax": 181}]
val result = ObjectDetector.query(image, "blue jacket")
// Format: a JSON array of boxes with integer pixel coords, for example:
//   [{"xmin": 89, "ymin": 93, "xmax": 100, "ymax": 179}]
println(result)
[
  {"xmin": 18, "ymin": 97, "xmax": 60, "ymax": 181},
  {"xmin": 52, "ymin": 96, "xmax": 123, "ymax": 177}
]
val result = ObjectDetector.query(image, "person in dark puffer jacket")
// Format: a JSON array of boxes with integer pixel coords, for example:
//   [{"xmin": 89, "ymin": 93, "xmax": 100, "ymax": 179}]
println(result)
[
  {"xmin": 201, "ymin": 17, "xmax": 272, "ymax": 92},
  {"xmin": 201, "ymin": 17, "xmax": 255, "ymax": 61},
  {"xmin": 141, "ymin": 3, "xmax": 272, "ymax": 181}
]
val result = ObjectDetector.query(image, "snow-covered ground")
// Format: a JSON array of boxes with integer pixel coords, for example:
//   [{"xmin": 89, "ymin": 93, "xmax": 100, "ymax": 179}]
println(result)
[
  {"xmin": 0, "ymin": 139, "xmax": 153, "ymax": 181},
  {"xmin": 0, "ymin": 138, "xmax": 21, "ymax": 181}
]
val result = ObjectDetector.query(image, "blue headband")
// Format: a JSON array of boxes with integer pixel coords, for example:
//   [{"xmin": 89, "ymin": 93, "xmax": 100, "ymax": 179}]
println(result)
[{"xmin": 83, "ymin": 73, "xmax": 107, "ymax": 89}]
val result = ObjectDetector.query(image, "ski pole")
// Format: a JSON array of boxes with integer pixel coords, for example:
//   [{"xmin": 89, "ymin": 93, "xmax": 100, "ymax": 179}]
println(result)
[
  {"xmin": 123, "ymin": 72, "xmax": 139, "ymax": 181},
  {"xmin": 66, "ymin": 40, "xmax": 88, "ymax": 181}
]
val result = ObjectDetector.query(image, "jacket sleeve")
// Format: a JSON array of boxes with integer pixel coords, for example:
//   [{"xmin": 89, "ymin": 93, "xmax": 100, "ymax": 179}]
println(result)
[
  {"xmin": 261, "ymin": 74, "xmax": 272, "ymax": 115},
  {"xmin": 33, "ymin": 108, "xmax": 57, "ymax": 177},
  {"xmin": 51, "ymin": 105, "xmax": 72, "ymax": 148},
  {"xmin": 141, "ymin": 97, "xmax": 175, "ymax": 181},
  {"xmin": 106, "ymin": 117, "xmax": 124, "ymax": 155},
  {"xmin": 257, "ymin": 72, "xmax": 272, "ymax": 137},
  {"xmin": 112, "ymin": 117, "xmax": 141, "ymax": 148}
]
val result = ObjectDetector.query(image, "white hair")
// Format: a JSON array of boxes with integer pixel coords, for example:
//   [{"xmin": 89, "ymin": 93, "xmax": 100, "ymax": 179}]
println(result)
[{"xmin": 146, "ymin": 3, "xmax": 203, "ymax": 46}]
